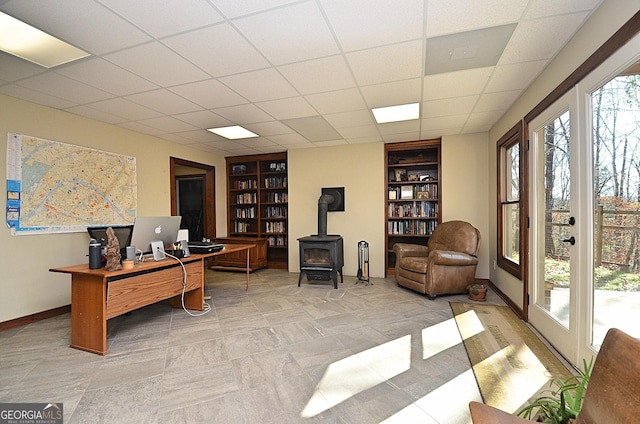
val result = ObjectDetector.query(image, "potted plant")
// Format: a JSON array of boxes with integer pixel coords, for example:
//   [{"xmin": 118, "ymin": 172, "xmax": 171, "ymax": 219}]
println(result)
[
  {"xmin": 467, "ymin": 284, "xmax": 487, "ymax": 301},
  {"xmin": 517, "ymin": 358, "xmax": 592, "ymax": 423}
]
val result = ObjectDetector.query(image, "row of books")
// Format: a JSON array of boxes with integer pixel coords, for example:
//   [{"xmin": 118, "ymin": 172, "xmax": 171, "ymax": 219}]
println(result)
[
  {"xmin": 388, "ymin": 201, "xmax": 437, "ymax": 218},
  {"xmin": 267, "ymin": 235, "xmax": 287, "ymax": 246},
  {"xmin": 234, "ymin": 222, "xmax": 254, "ymax": 233},
  {"xmin": 388, "ymin": 220, "xmax": 437, "ymax": 235},
  {"xmin": 235, "ymin": 207, "xmax": 255, "ymax": 218},
  {"xmin": 264, "ymin": 192, "xmax": 287, "ymax": 203},
  {"xmin": 233, "ymin": 179, "xmax": 257, "ymax": 189},
  {"xmin": 265, "ymin": 206, "xmax": 287, "ymax": 218},
  {"xmin": 264, "ymin": 176, "xmax": 287, "ymax": 188},
  {"xmin": 235, "ymin": 193, "xmax": 257, "ymax": 204},
  {"xmin": 264, "ymin": 221, "xmax": 286, "ymax": 233},
  {"xmin": 388, "ymin": 183, "xmax": 438, "ymax": 200}
]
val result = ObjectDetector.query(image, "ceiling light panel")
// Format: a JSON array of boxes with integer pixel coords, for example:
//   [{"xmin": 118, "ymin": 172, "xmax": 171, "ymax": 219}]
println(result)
[
  {"xmin": 207, "ymin": 126, "xmax": 259, "ymax": 139},
  {"xmin": 0, "ymin": 11, "xmax": 90, "ymax": 68},
  {"xmin": 372, "ymin": 103, "xmax": 420, "ymax": 124}
]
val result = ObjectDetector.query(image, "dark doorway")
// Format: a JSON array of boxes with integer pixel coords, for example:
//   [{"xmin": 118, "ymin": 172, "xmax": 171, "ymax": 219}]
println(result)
[
  {"xmin": 176, "ymin": 176, "xmax": 204, "ymax": 242},
  {"xmin": 169, "ymin": 157, "xmax": 216, "ymax": 242}
]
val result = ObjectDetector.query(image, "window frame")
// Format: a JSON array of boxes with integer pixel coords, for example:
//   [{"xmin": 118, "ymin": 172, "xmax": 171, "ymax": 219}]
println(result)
[{"xmin": 497, "ymin": 121, "xmax": 524, "ymax": 279}]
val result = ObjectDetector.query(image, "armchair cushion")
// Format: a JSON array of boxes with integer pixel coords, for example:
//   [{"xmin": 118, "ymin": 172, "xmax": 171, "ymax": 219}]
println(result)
[{"xmin": 393, "ymin": 220, "xmax": 480, "ymax": 298}]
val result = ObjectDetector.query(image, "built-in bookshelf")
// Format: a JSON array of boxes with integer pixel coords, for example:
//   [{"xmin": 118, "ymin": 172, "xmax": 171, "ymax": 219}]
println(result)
[
  {"xmin": 225, "ymin": 152, "xmax": 288, "ymax": 269},
  {"xmin": 385, "ymin": 139, "xmax": 442, "ymax": 275}
]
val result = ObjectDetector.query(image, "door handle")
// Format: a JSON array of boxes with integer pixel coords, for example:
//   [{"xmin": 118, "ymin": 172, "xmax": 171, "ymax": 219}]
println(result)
[{"xmin": 562, "ymin": 236, "xmax": 576, "ymax": 245}]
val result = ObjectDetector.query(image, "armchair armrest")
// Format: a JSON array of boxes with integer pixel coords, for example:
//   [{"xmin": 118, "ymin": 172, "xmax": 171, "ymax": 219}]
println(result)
[
  {"xmin": 429, "ymin": 250, "xmax": 479, "ymax": 266},
  {"xmin": 393, "ymin": 243, "xmax": 429, "ymax": 259}
]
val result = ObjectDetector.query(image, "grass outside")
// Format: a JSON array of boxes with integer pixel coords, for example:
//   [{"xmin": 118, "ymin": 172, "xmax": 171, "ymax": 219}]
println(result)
[{"xmin": 546, "ymin": 258, "xmax": 640, "ymax": 291}]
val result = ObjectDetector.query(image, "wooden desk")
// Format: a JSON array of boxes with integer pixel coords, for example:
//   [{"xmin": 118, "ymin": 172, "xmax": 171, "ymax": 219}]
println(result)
[{"xmin": 50, "ymin": 244, "xmax": 254, "ymax": 355}]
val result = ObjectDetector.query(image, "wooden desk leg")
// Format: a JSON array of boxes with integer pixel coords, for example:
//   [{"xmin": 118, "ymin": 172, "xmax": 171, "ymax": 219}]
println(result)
[
  {"xmin": 71, "ymin": 274, "xmax": 107, "ymax": 355},
  {"xmin": 246, "ymin": 248, "xmax": 250, "ymax": 291}
]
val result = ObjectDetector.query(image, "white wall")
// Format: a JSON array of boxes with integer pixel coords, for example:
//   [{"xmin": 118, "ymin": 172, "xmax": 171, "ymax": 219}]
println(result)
[
  {"xmin": 487, "ymin": 0, "xmax": 640, "ymax": 306},
  {"xmin": 0, "ymin": 93, "xmax": 227, "ymax": 323}
]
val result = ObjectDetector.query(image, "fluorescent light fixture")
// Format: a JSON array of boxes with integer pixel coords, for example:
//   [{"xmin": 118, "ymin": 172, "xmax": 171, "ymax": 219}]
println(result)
[
  {"xmin": 0, "ymin": 12, "xmax": 90, "ymax": 68},
  {"xmin": 207, "ymin": 125, "xmax": 259, "ymax": 139},
  {"xmin": 372, "ymin": 103, "xmax": 420, "ymax": 124}
]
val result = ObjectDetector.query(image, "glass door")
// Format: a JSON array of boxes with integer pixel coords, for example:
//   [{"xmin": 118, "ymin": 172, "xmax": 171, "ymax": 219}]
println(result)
[
  {"xmin": 587, "ymin": 59, "xmax": 640, "ymax": 350},
  {"xmin": 529, "ymin": 91, "xmax": 580, "ymax": 362}
]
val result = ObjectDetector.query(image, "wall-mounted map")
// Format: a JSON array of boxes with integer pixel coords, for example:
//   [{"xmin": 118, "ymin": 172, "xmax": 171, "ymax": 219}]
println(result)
[{"xmin": 6, "ymin": 133, "xmax": 137, "ymax": 234}]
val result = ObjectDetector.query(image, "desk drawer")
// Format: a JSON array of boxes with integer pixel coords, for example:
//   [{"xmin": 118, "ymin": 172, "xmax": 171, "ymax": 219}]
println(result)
[{"xmin": 106, "ymin": 261, "xmax": 202, "ymax": 319}]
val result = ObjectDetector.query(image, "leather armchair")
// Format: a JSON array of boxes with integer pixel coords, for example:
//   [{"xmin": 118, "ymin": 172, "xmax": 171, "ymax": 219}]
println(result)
[{"xmin": 393, "ymin": 220, "xmax": 480, "ymax": 299}]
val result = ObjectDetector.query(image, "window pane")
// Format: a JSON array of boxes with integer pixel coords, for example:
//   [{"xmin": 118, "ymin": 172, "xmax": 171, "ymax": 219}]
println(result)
[
  {"xmin": 505, "ymin": 143, "xmax": 520, "ymax": 202},
  {"xmin": 503, "ymin": 203, "xmax": 520, "ymax": 264}
]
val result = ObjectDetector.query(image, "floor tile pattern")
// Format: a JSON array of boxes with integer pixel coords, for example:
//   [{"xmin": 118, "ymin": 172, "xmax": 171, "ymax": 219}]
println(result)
[{"xmin": 0, "ymin": 269, "xmax": 507, "ymax": 423}]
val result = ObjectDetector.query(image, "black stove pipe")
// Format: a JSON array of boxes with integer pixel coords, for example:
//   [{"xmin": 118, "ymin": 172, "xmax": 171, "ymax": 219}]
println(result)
[{"xmin": 317, "ymin": 194, "xmax": 334, "ymax": 237}]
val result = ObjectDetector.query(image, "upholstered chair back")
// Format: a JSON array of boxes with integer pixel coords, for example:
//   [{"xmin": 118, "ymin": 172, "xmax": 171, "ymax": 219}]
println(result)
[{"xmin": 428, "ymin": 220, "xmax": 480, "ymax": 257}]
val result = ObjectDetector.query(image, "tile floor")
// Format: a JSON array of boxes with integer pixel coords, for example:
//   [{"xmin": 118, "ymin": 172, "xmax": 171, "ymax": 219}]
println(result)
[{"xmin": 0, "ymin": 269, "xmax": 508, "ymax": 424}]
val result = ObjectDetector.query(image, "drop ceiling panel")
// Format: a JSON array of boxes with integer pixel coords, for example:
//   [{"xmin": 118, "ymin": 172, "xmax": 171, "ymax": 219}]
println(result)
[
  {"xmin": 168, "ymin": 79, "xmax": 248, "ymax": 110},
  {"xmin": 0, "ymin": 84, "xmax": 77, "ymax": 109},
  {"xmin": 305, "ymin": 88, "xmax": 366, "ymax": 115},
  {"xmin": 56, "ymin": 58, "xmax": 158, "ymax": 96},
  {"xmin": 162, "ymin": 24, "xmax": 270, "ymax": 77},
  {"xmin": 423, "ymin": 68, "xmax": 493, "ymax": 100},
  {"xmin": 97, "ymin": 0, "xmax": 224, "ymax": 38},
  {"xmin": 474, "ymin": 90, "xmax": 521, "ymax": 113},
  {"xmin": 360, "ymin": 79, "xmax": 422, "ymax": 108},
  {"xmin": 125, "ymin": 90, "xmax": 203, "ymax": 115},
  {"xmin": 324, "ymin": 110, "xmax": 375, "ymax": 129},
  {"xmin": 174, "ymin": 110, "xmax": 232, "ymax": 128},
  {"xmin": 86, "ymin": 97, "xmax": 163, "ymax": 121},
  {"xmin": 17, "ymin": 73, "xmax": 112, "ymax": 104},
  {"xmin": 0, "ymin": 51, "xmax": 45, "ymax": 81},
  {"xmin": 210, "ymin": 0, "xmax": 301, "ymax": 19},
  {"xmin": 137, "ymin": 116, "xmax": 199, "ymax": 133},
  {"xmin": 212, "ymin": 104, "xmax": 274, "ymax": 124},
  {"xmin": 256, "ymin": 97, "xmax": 317, "ymax": 120},
  {"xmin": 484, "ymin": 60, "xmax": 547, "ymax": 92},
  {"xmin": 233, "ymin": 2, "xmax": 340, "ymax": 65},
  {"xmin": 422, "ymin": 95, "xmax": 478, "ymax": 118},
  {"xmin": 220, "ymin": 68, "xmax": 298, "ymax": 102},
  {"xmin": 524, "ymin": 0, "xmax": 603, "ymax": 19},
  {"xmin": 244, "ymin": 121, "xmax": 296, "ymax": 137},
  {"xmin": 278, "ymin": 55, "xmax": 356, "ymax": 95},
  {"xmin": 499, "ymin": 13, "xmax": 589, "ymax": 64},
  {"xmin": 320, "ymin": 0, "xmax": 424, "ymax": 52},
  {"xmin": 347, "ymin": 40, "xmax": 424, "ymax": 86},
  {"xmin": 104, "ymin": 42, "xmax": 210, "ymax": 87},
  {"xmin": 426, "ymin": 0, "xmax": 528, "ymax": 37}
]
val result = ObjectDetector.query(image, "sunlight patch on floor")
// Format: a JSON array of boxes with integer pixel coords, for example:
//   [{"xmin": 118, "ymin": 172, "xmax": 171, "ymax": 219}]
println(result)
[
  {"xmin": 422, "ymin": 318, "xmax": 464, "ymax": 360},
  {"xmin": 383, "ymin": 369, "xmax": 481, "ymax": 424},
  {"xmin": 301, "ymin": 335, "xmax": 412, "ymax": 417}
]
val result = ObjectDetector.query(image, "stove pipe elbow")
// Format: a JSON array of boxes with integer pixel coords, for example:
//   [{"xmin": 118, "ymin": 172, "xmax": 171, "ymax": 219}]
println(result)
[{"xmin": 318, "ymin": 194, "xmax": 334, "ymax": 237}]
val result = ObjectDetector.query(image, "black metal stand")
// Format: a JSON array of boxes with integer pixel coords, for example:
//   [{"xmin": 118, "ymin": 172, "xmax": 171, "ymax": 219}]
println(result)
[{"xmin": 356, "ymin": 240, "xmax": 371, "ymax": 285}]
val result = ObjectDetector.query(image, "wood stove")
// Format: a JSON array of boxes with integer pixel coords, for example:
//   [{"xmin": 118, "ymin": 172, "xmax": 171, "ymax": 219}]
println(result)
[
  {"xmin": 297, "ymin": 193, "xmax": 344, "ymax": 288},
  {"xmin": 297, "ymin": 235, "xmax": 343, "ymax": 288}
]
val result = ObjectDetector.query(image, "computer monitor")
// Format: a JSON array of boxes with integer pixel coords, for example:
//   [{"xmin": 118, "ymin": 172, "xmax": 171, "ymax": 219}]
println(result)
[
  {"xmin": 87, "ymin": 225, "xmax": 133, "ymax": 255},
  {"xmin": 129, "ymin": 216, "xmax": 182, "ymax": 254}
]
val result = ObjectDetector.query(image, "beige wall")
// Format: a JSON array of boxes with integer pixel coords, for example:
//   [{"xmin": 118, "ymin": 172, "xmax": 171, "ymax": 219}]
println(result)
[
  {"xmin": 488, "ymin": 0, "xmax": 640, "ymax": 306},
  {"xmin": 441, "ymin": 133, "xmax": 490, "ymax": 279},
  {"xmin": 288, "ymin": 143, "xmax": 386, "ymax": 277},
  {"xmin": 0, "ymin": 94, "xmax": 227, "ymax": 323}
]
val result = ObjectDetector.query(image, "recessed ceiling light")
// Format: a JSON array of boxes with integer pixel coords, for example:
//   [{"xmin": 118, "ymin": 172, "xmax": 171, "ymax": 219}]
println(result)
[
  {"xmin": 207, "ymin": 125, "xmax": 259, "ymax": 139},
  {"xmin": 372, "ymin": 103, "xmax": 420, "ymax": 124},
  {"xmin": 0, "ymin": 12, "xmax": 90, "ymax": 68}
]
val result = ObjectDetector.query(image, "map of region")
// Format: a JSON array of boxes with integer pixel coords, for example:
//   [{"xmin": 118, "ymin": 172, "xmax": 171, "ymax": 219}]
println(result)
[{"xmin": 6, "ymin": 133, "xmax": 137, "ymax": 233}]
